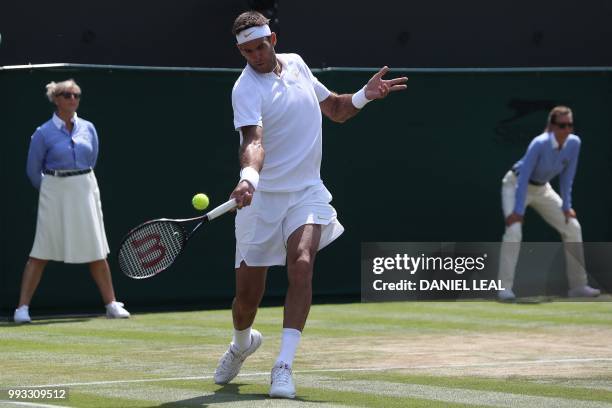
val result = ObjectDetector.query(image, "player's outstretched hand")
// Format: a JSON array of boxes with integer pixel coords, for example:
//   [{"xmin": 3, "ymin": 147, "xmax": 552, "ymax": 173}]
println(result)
[
  {"xmin": 231, "ymin": 180, "xmax": 255, "ymax": 209},
  {"xmin": 364, "ymin": 66, "xmax": 408, "ymax": 100}
]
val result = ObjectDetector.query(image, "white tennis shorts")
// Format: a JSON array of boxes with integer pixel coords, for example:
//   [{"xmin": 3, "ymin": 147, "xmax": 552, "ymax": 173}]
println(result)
[{"xmin": 235, "ymin": 183, "xmax": 344, "ymax": 268}]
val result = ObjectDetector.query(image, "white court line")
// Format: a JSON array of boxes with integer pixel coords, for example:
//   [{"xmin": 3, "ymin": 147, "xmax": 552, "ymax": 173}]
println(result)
[
  {"xmin": 22, "ymin": 357, "xmax": 612, "ymax": 388},
  {"xmin": 0, "ymin": 401, "xmax": 71, "ymax": 408}
]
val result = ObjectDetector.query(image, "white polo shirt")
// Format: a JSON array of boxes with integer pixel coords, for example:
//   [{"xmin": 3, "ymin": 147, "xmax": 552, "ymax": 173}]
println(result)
[{"xmin": 232, "ymin": 53, "xmax": 331, "ymax": 192}]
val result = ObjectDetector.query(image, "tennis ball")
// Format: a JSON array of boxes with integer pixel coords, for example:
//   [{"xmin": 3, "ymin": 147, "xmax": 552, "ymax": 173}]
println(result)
[{"xmin": 192, "ymin": 193, "xmax": 209, "ymax": 211}]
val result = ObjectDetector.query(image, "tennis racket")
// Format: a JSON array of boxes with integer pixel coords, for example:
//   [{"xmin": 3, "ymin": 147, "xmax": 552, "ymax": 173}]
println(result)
[{"xmin": 117, "ymin": 198, "xmax": 237, "ymax": 279}]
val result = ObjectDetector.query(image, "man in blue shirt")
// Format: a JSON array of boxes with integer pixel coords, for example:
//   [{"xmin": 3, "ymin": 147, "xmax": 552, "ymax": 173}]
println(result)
[{"xmin": 498, "ymin": 106, "xmax": 600, "ymax": 300}]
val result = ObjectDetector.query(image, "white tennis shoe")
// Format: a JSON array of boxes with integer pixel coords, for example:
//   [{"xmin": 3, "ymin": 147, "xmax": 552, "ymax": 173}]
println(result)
[
  {"xmin": 214, "ymin": 329, "xmax": 262, "ymax": 384},
  {"xmin": 105, "ymin": 301, "xmax": 131, "ymax": 318},
  {"xmin": 14, "ymin": 305, "xmax": 31, "ymax": 323},
  {"xmin": 269, "ymin": 362, "xmax": 296, "ymax": 399}
]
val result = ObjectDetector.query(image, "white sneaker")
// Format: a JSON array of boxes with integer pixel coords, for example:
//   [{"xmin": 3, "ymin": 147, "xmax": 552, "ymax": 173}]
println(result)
[
  {"xmin": 214, "ymin": 329, "xmax": 262, "ymax": 385},
  {"xmin": 14, "ymin": 305, "xmax": 31, "ymax": 323},
  {"xmin": 105, "ymin": 301, "xmax": 130, "ymax": 318},
  {"xmin": 269, "ymin": 362, "xmax": 296, "ymax": 399},
  {"xmin": 498, "ymin": 288, "xmax": 516, "ymax": 301},
  {"xmin": 568, "ymin": 285, "xmax": 601, "ymax": 298}
]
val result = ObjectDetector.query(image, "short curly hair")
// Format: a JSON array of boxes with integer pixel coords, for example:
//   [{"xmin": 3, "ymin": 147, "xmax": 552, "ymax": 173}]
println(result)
[{"xmin": 232, "ymin": 11, "xmax": 270, "ymax": 36}]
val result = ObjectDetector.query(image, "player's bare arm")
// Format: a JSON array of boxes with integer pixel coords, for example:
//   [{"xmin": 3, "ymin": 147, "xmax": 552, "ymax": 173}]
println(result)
[
  {"xmin": 319, "ymin": 66, "xmax": 408, "ymax": 123},
  {"xmin": 231, "ymin": 125, "xmax": 265, "ymax": 208},
  {"xmin": 319, "ymin": 93, "xmax": 358, "ymax": 123}
]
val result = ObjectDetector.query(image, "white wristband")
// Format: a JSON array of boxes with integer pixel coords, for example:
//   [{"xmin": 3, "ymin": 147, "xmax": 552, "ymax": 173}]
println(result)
[
  {"xmin": 239, "ymin": 166, "xmax": 259, "ymax": 190},
  {"xmin": 351, "ymin": 86, "xmax": 371, "ymax": 109}
]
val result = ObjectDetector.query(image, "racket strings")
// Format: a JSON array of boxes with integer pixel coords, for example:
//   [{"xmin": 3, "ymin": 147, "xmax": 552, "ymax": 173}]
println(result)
[{"xmin": 118, "ymin": 221, "xmax": 186, "ymax": 278}]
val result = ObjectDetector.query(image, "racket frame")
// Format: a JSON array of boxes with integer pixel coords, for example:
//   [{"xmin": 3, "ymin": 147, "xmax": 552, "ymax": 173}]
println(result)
[{"xmin": 117, "ymin": 198, "xmax": 237, "ymax": 279}]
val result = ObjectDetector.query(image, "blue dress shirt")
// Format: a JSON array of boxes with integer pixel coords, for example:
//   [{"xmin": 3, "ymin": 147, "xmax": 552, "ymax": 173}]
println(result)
[
  {"xmin": 512, "ymin": 132, "xmax": 580, "ymax": 215},
  {"xmin": 26, "ymin": 113, "xmax": 99, "ymax": 189}
]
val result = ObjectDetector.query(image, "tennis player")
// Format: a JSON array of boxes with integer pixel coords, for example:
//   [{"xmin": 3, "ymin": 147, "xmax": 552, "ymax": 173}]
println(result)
[
  {"xmin": 14, "ymin": 79, "xmax": 130, "ymax": 323},
  {"xmin": 213, "ymin": 11, "xmax": 408, "ymax": 398},
  {"xmin": 498, "ymin": 106, "xmax": 601, "ymax": 301}
]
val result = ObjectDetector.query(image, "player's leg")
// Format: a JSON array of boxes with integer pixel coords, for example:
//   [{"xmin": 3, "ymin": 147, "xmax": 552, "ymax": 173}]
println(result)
[
  {"xmin": 89, "ymin": 259, "xmax": 130, "ymax": 318},
  {"xmin": 270, "ymin": 183, "xmax": 343, "ymax": 399},
  {"xmin": 270, "ymin": 223, "xmax": 321, "ymax": 399},
  {"xmin": 14, "ymin": 257, "xmax": 48, "ymax": 323},
  {"xmin": 214, "ymin": 262, "xmax": 267, "ymax": 385},
  {"xmin": 531, "ymin": 184, "xmax": 599, "ymax": 297},
  {"xmin": 232, "ymin": 189, "xmax": 283, "ymax": 328},
  {"xmin": 216, "ymin": 190, "xmax": 283, "ymax": 384},
  {"xmin": 498, "ymin": 171, "xmax": 523, "ymax": 299},
  {"xmin": 232, "ymin": 262, "xmax": 268, "ymax": 336},
  {"xmin": 274, "ymin": 183, "xmax": 341, "ymax": 367},
  {"xmin": 283, "ymin": 224, "xmax": 321, "ymax": 331}
]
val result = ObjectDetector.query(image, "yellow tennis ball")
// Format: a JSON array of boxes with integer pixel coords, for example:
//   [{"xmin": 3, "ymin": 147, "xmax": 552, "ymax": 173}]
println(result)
[{"xmin": 192, "ymin": 193, "xmax": 209, "ymax": 211}]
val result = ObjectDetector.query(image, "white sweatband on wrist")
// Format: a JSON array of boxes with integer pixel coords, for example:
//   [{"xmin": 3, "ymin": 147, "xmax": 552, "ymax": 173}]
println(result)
[
  {"xmin": 239, "ymin": 166, "xmax": 259, "ymax": 190},
  {"xmin": 351, "ymin": 86, "xmax": 372, "ymax": 109},
  {"xmin": 236, "ymin": 25, "xmax": 272, "ymax": 45}
]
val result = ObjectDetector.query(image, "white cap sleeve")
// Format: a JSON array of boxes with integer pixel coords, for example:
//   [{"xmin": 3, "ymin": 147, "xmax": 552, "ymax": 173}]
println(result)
[{"xmin": 232, "ymin": 78, "xmax": 263, "ymax": 131}]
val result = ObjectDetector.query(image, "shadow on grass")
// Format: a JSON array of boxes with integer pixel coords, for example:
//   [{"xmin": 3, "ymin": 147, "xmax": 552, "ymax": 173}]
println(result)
[
  {"xmin": 498, "ymin": 296, "xmax": 554, "ymax": 304},
  {"xmin": 0, "ymin": 318, "xmax": 93, "ymax": 327},
  {"xmin": 155, "ymin": 383, "xmax": 318, "ymax": 407}
]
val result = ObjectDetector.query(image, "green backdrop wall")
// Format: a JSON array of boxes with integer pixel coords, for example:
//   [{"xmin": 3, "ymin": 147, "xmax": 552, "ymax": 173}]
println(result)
[{"xmin": 1, "ymin": 65, "xmax": 611, "ymax": 314}]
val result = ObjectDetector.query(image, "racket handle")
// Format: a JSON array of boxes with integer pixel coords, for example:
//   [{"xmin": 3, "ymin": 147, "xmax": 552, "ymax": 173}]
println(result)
[{"xmin": 206, "ymin": 198, "xmax": 238, "ymax": 221}]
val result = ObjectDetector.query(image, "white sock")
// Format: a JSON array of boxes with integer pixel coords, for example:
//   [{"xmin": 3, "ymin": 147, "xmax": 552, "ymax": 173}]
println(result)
[
  {"xmin": 232, "ymin": 326, "xmax": 252, "ymax": 351},
  {"xmin": 16, "ymin": 305, "xmax": 29, "ymax": 311},
  {"xmin": 275, "ymin": 328, "xmax": 301, "ymax": 367}
]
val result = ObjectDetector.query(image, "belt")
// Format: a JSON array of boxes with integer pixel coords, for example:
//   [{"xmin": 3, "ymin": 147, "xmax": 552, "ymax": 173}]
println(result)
[
  {"xmin": 43, "ymin": 168, "xmax": 92, "ymax": 177},
  {"xmin": 511, "ymin": 168, "xmax": 546, "ymax": 186},
  {"xmin": 528, "ymin": 179, "xmax": 546, "ymax": 186}
]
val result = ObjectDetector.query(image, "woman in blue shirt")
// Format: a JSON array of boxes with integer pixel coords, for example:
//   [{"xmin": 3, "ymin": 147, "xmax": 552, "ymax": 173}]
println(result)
[
  {"xmin": 14, "ymin": 79, "xmax": 130, "ymax": 323},
  {"xmin": 498, "ymin": 106, "xmax": 600, "ymax": 301}
]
